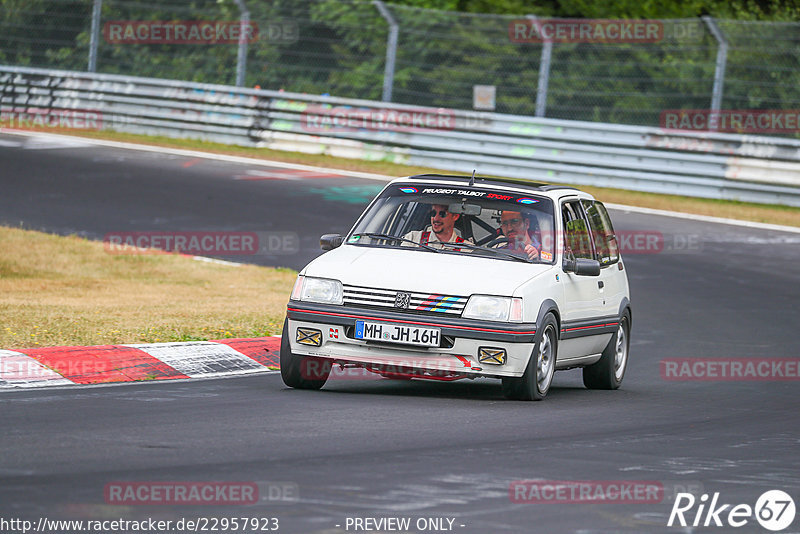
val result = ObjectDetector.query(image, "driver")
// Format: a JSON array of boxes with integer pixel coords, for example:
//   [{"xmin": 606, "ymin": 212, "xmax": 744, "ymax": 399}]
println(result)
[
  {"xmin": 403, "ymin": 204, "xmax": 470, "ymax": 248},
  {"xmin": 498, "ymin": 210, "xmax": 540, "ymax": 260}
]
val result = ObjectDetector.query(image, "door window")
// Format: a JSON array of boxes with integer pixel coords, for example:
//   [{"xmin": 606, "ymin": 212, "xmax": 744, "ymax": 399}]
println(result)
[
  {"xmin": 581, "ymin": 200, "xmax": 620, "ymax": 266},
  {"xmin": 561, "ymin": 201, "xmax": 594, "ymax": 260}
]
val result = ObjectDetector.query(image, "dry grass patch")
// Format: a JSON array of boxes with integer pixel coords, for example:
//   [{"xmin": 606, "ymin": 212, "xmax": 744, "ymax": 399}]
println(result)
[{"xmin": 0, "ymin": 226, "xmax": 295, "ymax": 349}]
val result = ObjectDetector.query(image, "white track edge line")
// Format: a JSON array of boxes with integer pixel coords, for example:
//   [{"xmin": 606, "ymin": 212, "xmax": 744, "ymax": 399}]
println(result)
[
  {"xmin": 604, "ymin": 203, "xmax": 800, "ymax": 234},
  {"xmin": 1, "ymin": 129, "xmax": 395, "ymax": 182},
  {"xmin": 0, "ymin": 369, "xmax": 281, "ymax": 393},
  {"xmin": 4, "ymin": 130, "xmax": 797, "ymax": 233}
]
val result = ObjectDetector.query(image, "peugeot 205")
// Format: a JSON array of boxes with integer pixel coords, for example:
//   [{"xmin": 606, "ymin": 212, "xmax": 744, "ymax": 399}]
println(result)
[{"xmin": 280, "ymin": 174, "xmax": 631, "ymax": 400}]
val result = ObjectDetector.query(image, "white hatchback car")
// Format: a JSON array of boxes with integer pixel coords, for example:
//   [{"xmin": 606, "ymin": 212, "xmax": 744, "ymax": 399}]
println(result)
[{"xmin": 281, "ymin": 174, "xmax": 631, "ymax": 400}]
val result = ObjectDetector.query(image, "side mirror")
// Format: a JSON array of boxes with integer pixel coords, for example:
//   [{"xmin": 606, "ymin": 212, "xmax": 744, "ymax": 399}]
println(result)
[
  {"xmin": 563, "ymin": 257, "xmax": 601, "ymax": 276},
  {"xmin": 320, "ymin": 234, "xmax": 343, "ymax": 251}
]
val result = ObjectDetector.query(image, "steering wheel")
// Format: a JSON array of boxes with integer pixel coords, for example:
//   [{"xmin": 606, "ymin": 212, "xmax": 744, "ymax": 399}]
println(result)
[{"xmin": 481, "ymin": 236, "xmax": 511, "ymax": 248}]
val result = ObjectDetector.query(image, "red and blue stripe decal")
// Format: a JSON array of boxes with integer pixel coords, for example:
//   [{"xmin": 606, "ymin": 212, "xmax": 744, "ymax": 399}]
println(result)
[{"xmin": 416, "ymin": 295, "xmax": 461, "ymax": 312}]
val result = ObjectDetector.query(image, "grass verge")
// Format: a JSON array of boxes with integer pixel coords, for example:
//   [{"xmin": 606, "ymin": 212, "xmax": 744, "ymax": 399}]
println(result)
[
  {"xmin": 0, "ymin": 226, "xmax": 294, "ymax": 350},
  {"xmin": 9, "ymin": 127, "xmax": 800, "ymax": 228}
]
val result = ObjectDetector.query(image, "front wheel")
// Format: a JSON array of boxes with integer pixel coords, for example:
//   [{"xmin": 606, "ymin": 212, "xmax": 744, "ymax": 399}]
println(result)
[
  {"xmin": 502, "ymin": 314, "xmax": 557, "ymax": 401},
  {"xmin": 583, "ymin": 310, "xmax": 630, "ymax": 390},
  {"xmin": 280, "ymin": 319, "xmax": 330, "ymax": 390}
]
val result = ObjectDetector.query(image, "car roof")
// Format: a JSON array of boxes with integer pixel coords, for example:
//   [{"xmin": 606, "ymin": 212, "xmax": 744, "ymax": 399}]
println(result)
[{"xmin": 394, "ymin": 173, "xmax": 594, "ymax": 201}]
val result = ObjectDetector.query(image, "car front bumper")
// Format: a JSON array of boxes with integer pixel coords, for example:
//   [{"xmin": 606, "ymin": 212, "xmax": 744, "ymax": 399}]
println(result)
[{"xmin": 286, "ymin": 302, "xmax": 538, "ymax": 378}]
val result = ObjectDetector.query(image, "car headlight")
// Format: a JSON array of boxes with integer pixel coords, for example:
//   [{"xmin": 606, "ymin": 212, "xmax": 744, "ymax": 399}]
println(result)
[
  {"xmin": 291, "ymin": 275, "xmax": 343, "ymax": 305},
  {"xmin": 463, "ymin": 295, "xmax": 523, "ymax": 322}
]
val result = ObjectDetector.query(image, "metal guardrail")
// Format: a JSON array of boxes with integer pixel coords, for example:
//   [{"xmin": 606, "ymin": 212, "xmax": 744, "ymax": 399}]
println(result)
[{"xmin": 2, "ymin": 65, "xmax": 800, "ymax": 207}]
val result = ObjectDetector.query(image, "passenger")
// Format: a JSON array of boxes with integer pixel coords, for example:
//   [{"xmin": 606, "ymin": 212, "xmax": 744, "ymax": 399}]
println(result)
[
  {"xmin": 403, "ymin": 204, "xmax": 471, "ymax": 248},
  {"xmin": 498, "ymin": 210, "xmax": 540, "ymax": 260}
]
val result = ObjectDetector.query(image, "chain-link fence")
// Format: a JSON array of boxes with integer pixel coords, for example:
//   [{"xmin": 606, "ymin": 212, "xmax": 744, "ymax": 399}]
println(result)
[{"xmin": 1, "ymin": 0, "xmax": 799, "ymax": 128}]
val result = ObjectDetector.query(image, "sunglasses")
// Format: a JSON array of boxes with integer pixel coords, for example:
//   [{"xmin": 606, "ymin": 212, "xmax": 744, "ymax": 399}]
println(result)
[{"xmin": 429, "ymin": 209, "xmax": 449, "ymax": 218}]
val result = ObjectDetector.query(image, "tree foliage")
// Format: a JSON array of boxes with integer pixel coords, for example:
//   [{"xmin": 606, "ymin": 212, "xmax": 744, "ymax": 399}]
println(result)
[{"xmin": 1, "ymin": 0, "xmax": 799, "ymax": 126}]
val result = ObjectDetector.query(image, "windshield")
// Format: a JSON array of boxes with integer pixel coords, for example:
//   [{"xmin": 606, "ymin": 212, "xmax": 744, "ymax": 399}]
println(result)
[{"xmin": 347, "ymin": 183, "xmax": 556, "ymax": 264}]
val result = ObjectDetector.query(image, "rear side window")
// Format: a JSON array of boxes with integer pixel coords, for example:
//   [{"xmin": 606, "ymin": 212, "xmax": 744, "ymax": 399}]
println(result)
[{"xmin": 582, "ymin": 200, "xmax": 620, "ymax": 266}]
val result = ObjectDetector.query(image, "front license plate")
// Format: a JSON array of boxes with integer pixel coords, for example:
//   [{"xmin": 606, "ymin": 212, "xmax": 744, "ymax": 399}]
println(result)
[{"xmin": 355, "ymin": 320, "xmax": 441, "ymax": 347}]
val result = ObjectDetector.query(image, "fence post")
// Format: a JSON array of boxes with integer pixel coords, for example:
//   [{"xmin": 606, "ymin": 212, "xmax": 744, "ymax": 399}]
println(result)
[
  {"xmin": 373, "ymin": 0, "xmax": 398, "ymax": 102},
  {"xmin": 702, "ymin": 16, "xmax": 728, "ymax": 130},
  {"xmin": 87, "ymin": 0, "xmax": 102, "ymax": 72},
  {"xmin": 527, "ymin": 15, "xmax": 551, "ymax": 118},
  {"xmin": 234, "ymin": 0, "xmax": 250, "ymax": 87}
]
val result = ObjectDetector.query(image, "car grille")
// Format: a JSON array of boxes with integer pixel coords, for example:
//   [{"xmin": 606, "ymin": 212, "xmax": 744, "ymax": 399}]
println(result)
[{"xmin": 342, "ymin": 285, "xmax": 468, "ymax": 316}]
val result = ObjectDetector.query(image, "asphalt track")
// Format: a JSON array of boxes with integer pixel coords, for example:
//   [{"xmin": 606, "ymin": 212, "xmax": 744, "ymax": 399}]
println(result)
[{"xmin": 1, "ymin": 131, "xmax": 799, "ymax": 534}]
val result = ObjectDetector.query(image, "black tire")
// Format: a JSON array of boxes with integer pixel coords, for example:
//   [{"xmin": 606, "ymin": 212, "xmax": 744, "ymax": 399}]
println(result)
[
  {"xmin": 502, "ymin": 313, "xmax": 558, "ymax": 401},
  {"xmin": 280, "ymin": 319, "xmax": 330, "ymax": 390},
  {"xmin": 583, "ymin": 310, "xmax": 630, "ymax": 390}
]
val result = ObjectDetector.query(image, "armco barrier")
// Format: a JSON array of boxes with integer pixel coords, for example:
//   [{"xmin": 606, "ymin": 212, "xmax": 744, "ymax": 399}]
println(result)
[{"xmin": 2, "ymin": 65, "xmax": 799, "ymax": 207}]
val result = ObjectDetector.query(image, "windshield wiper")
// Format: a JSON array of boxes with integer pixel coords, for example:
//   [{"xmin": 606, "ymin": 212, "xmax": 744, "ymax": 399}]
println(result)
[
  {"xmin": 436, "ymin": 241, "xmax": 532, "ymax": 263},
  {"xmin": 350, "ymin": 233, "xmax": 440, "ymax": 253}
]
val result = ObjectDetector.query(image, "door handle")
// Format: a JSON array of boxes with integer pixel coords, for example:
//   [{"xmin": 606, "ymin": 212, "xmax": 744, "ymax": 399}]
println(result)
[{"xmin": 598, "ymin": 281, "xmax": 604, "ymax": 289}]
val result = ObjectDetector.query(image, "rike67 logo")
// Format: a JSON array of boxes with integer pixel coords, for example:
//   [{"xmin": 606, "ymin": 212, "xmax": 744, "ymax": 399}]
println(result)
[{"xmin": 668, "ymin": 490, "xmax": 796, "ymax": 531}]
